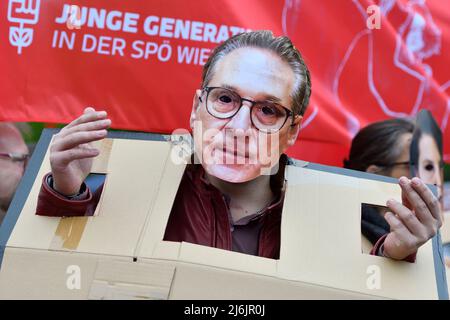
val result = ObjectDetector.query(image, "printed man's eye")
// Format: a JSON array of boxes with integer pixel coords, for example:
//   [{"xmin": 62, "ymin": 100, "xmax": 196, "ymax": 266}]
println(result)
[
  {"xmin": 219, "ymin": 95, "xmax": 233, "ymax": 103},
  {"xmin": 261, "ymin": 105, "xmax": 276, "ymax": 116}
]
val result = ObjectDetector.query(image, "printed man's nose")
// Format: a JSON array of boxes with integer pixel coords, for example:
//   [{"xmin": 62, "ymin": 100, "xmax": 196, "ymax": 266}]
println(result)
[
  {"xmin": 434, "ymin": 170, "xmax": 443, "ymax": 188},
  {"xmin": 224, "ymin": 103, "xmax": 252, "ymax": 131}
]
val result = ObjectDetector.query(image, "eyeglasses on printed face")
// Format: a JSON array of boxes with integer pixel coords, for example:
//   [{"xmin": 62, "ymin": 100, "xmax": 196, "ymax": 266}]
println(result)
[
  {"xmin": 378, "ymin": 161, "xmax": 410, "ymax": 168},
  {"xmin": 0, "ymin": 152, "xmax": 29, "ymax": 167},
  {"xmin": 199, "ymin": 86, "xmax": 296, "ymax": 133}
]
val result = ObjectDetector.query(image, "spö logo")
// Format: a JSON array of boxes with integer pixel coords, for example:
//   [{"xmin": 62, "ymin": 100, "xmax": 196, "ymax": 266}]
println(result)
[{"xmin": 7, "ymin": 0, "xmax": 41, "ymax": 54}]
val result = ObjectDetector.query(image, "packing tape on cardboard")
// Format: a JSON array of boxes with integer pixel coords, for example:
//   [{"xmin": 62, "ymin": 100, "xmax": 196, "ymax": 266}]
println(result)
[
  {"xmin": 49, "ymin": 139, "xmax": 113, "ymax": 250},
  {"xmin": 50, "ymin": 217, "xmax": 89, "ymax": 250}
]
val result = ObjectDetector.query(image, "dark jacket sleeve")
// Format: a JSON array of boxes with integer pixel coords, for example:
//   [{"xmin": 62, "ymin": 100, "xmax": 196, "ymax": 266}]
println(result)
[{"xmin": 35, "ymin": 173, "xmax": 103, "ymax": 217}]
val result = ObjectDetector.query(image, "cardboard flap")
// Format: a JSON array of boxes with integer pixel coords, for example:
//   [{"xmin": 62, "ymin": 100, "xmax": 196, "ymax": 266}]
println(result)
[
  {"xmin": 6, "ymin": 137, "xmax": 172, "ymax": 257},
  {"xmin": 277, "ymin": 165, "xmax": 438, "ymax": 299},
  {"xmin": 88, "ymin": 260, "xmax": 175, "ymax": 300}
]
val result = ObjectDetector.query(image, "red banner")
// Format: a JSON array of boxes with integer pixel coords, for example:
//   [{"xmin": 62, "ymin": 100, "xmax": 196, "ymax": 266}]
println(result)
[{"xmin": 1, "ymin": 0, "xmax": 449, "ymax": 166}]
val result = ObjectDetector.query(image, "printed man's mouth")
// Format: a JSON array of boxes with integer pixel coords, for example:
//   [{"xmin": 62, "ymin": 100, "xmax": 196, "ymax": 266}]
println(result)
[{"xmin": 221, "ymin": 147, "xmax": 250, "ymax": 158}]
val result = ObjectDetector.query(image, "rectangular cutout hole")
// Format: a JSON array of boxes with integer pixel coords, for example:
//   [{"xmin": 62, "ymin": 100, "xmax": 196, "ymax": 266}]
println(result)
[
  {"xmin": 85, "ymin": 173, "xmax": 106, "ymax": 193},
  {"xmin": 84, "ymin": 173, "xmax": 107, "ymax": 217},
  {"xmin": 162, "ymin": 165, "xmax": 279, "ymax": 260},
  {"xmin": 361, "ymin": 203, "xmax": 390, "ymax": 256}
]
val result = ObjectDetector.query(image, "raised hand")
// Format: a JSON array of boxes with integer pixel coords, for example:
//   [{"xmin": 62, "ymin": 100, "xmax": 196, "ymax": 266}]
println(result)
[
  {"xmin": 49, "ymin": 107, "xmax": 111, "ymax": 196},
  {"xmin": 383, "ymin": 177, "xmax": 443, "ymax": 260}
]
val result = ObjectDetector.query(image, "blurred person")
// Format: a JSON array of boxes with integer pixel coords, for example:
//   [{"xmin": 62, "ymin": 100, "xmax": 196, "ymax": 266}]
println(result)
[
  {"xmin": 411, "ymin": 132, "xmax": 443, "ymax": 196},
  {"xmin": 36, "ymin": 31, "xmax": 441, "ymax": 261},
  {"xmin": 344, "ymin": 118, "xmax": 415, "ymax": 255},
  {"xmin": 346, "ymin": 116, "xmax": 446, "ymax": 258},
  {"xmin": 344, "ymin": 119, "xmax": 414, "ymax": 179},
  {"xmin": 0, "ymin": 123, "xmax": 29, "ymax": 223},
  {"xmin": 410, "ymin": 110, "xmax": 444, "ymax": 215},
  {"xmin": 410, "ymin": 110, "xmax": 448, "ymax": 267}
]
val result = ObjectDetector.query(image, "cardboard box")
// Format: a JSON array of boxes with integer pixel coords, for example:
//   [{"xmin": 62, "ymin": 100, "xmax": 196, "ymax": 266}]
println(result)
[
  {"xmin": 441, "ymin": 212, "xmax": 450, "ymax": 296},
  {"xmin": 442, "ymin": 212, "xmax": 450, "ymax": 244},
  {"xmin": 0, "ymin": 129, "xmax": 447, "ymax": 299}
]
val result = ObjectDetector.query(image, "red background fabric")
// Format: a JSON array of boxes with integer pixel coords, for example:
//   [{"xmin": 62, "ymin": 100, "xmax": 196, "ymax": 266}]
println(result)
[{"xmin": 1, "ymin": 0, "xmax": 449, "ymax": 166}]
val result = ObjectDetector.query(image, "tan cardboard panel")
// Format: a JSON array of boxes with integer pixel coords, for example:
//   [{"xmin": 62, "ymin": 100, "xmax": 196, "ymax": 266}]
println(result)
[
  {"xmin": 74, "ymin": 139, "xmax": 171, "ymax": 255},
  {"xmin": 278, "ymin": 166, "xmax": 437, "ymax": 299},
  {"xmin": 178, "ymin": 242, "xmax": 277, "ymax": 277},
  {"xmin": 7, "ymin": 139, "xmax": 172, "ymax": 257},
  {"xmin": 169, "ymin": 263, "xmax": 382, "ymax": 300},
  {"xmin": 90, "ymin": 139, "xmax": 113, "ymax": 173},
  {"xmin": 151, "ymin": 241, "xmax": 181, "ymax": 261},
  {"xmin": 441, "ymin": 212, "xmax": 450, "ymax": 244},
  {"xmin": 0, "ymin": 248, "xmax": 175, "ymax": 300},
  {"xmin": 88, "ymin": 260, "xmax": 175, "ymax": 300},
  {"xmin": 135, "ymin": 153, "xmax": 186, "ymax": 258},
  {"xmin": 358, "ymin": 178, "xmax": 402, "ymax": 206},
  {"xmin": 0, "ymin": 247, "xmax": 126, "ymax": 299},
  {"xmin": 89, "ymin": 281, "xmax": 170, "ymax": 300},
  {"xmin": 93, "ymin": 260, "xmax": 175, "ymax": 287}
]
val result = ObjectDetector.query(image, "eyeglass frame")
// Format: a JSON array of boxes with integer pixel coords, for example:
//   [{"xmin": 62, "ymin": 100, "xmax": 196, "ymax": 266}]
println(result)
[
  {"xmin": 199, "ymin": 86, "xmax": 297, "ymax": 133},
  {"xmin": 376, "ymin": 160, "xmax": 445, "ymax": 171},
  {"xmin": 374, "ymin": 161, "xmax": 410, "ymax": 168},
  {"xmin": 0, "ymin": 152, "xmax": 29, "ymax": 167}
]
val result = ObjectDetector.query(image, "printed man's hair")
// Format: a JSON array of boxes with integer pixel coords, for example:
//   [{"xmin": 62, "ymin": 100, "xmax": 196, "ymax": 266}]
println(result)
[{"xmin": 201, "ymin": 30, "xmax": 312, "ymax": 116}]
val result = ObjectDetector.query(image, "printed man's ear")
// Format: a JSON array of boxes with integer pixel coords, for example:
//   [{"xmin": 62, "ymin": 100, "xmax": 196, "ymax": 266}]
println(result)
[
  {"xmin": 190, "ymin": 89, "xmax": 203, "ymax": 130},
  {"xmin": 287, "ymin": 115, "xmax": 303, "ymax": 147}
]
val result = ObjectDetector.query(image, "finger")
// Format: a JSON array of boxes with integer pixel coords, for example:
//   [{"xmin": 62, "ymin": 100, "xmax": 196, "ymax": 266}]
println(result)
[
  {"xmin": 398, "ymin": 177, "xmax": 437, "ymax": 226},
  {"xmin": 52, "ymin": 130, "xmax": 107, "ymax": 152},
  {"xmin": 410, "ymin": 177, "xmax": 442, "ymax": 227},
  {"xmin": 64, "ymin": 110, "xmax": 108, "ymax": 131},
  {"xmin": 384, "ymin": 211, "xmax": 419, "ymax": 251},
  {"xmin": 84, "ymin": 107, "xmax": 96, "ymax": 114},
  {"xmin": 387, "ymin": 199, "xmax": 427, "ymax": 237},
  {"xmin": 62, "ymin": 119, "xmax": 111, "ymax": 137},
  {"xmin": 52, "ymin": 148, "xmax": 100, "ymax": 165},
  {"xmin": 384, "ymin": 211, "xmax": 413, "ymax": 239},
  {"xmin": 400, "ymin": 177, "xmax": 413, "ymax": 210}
]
